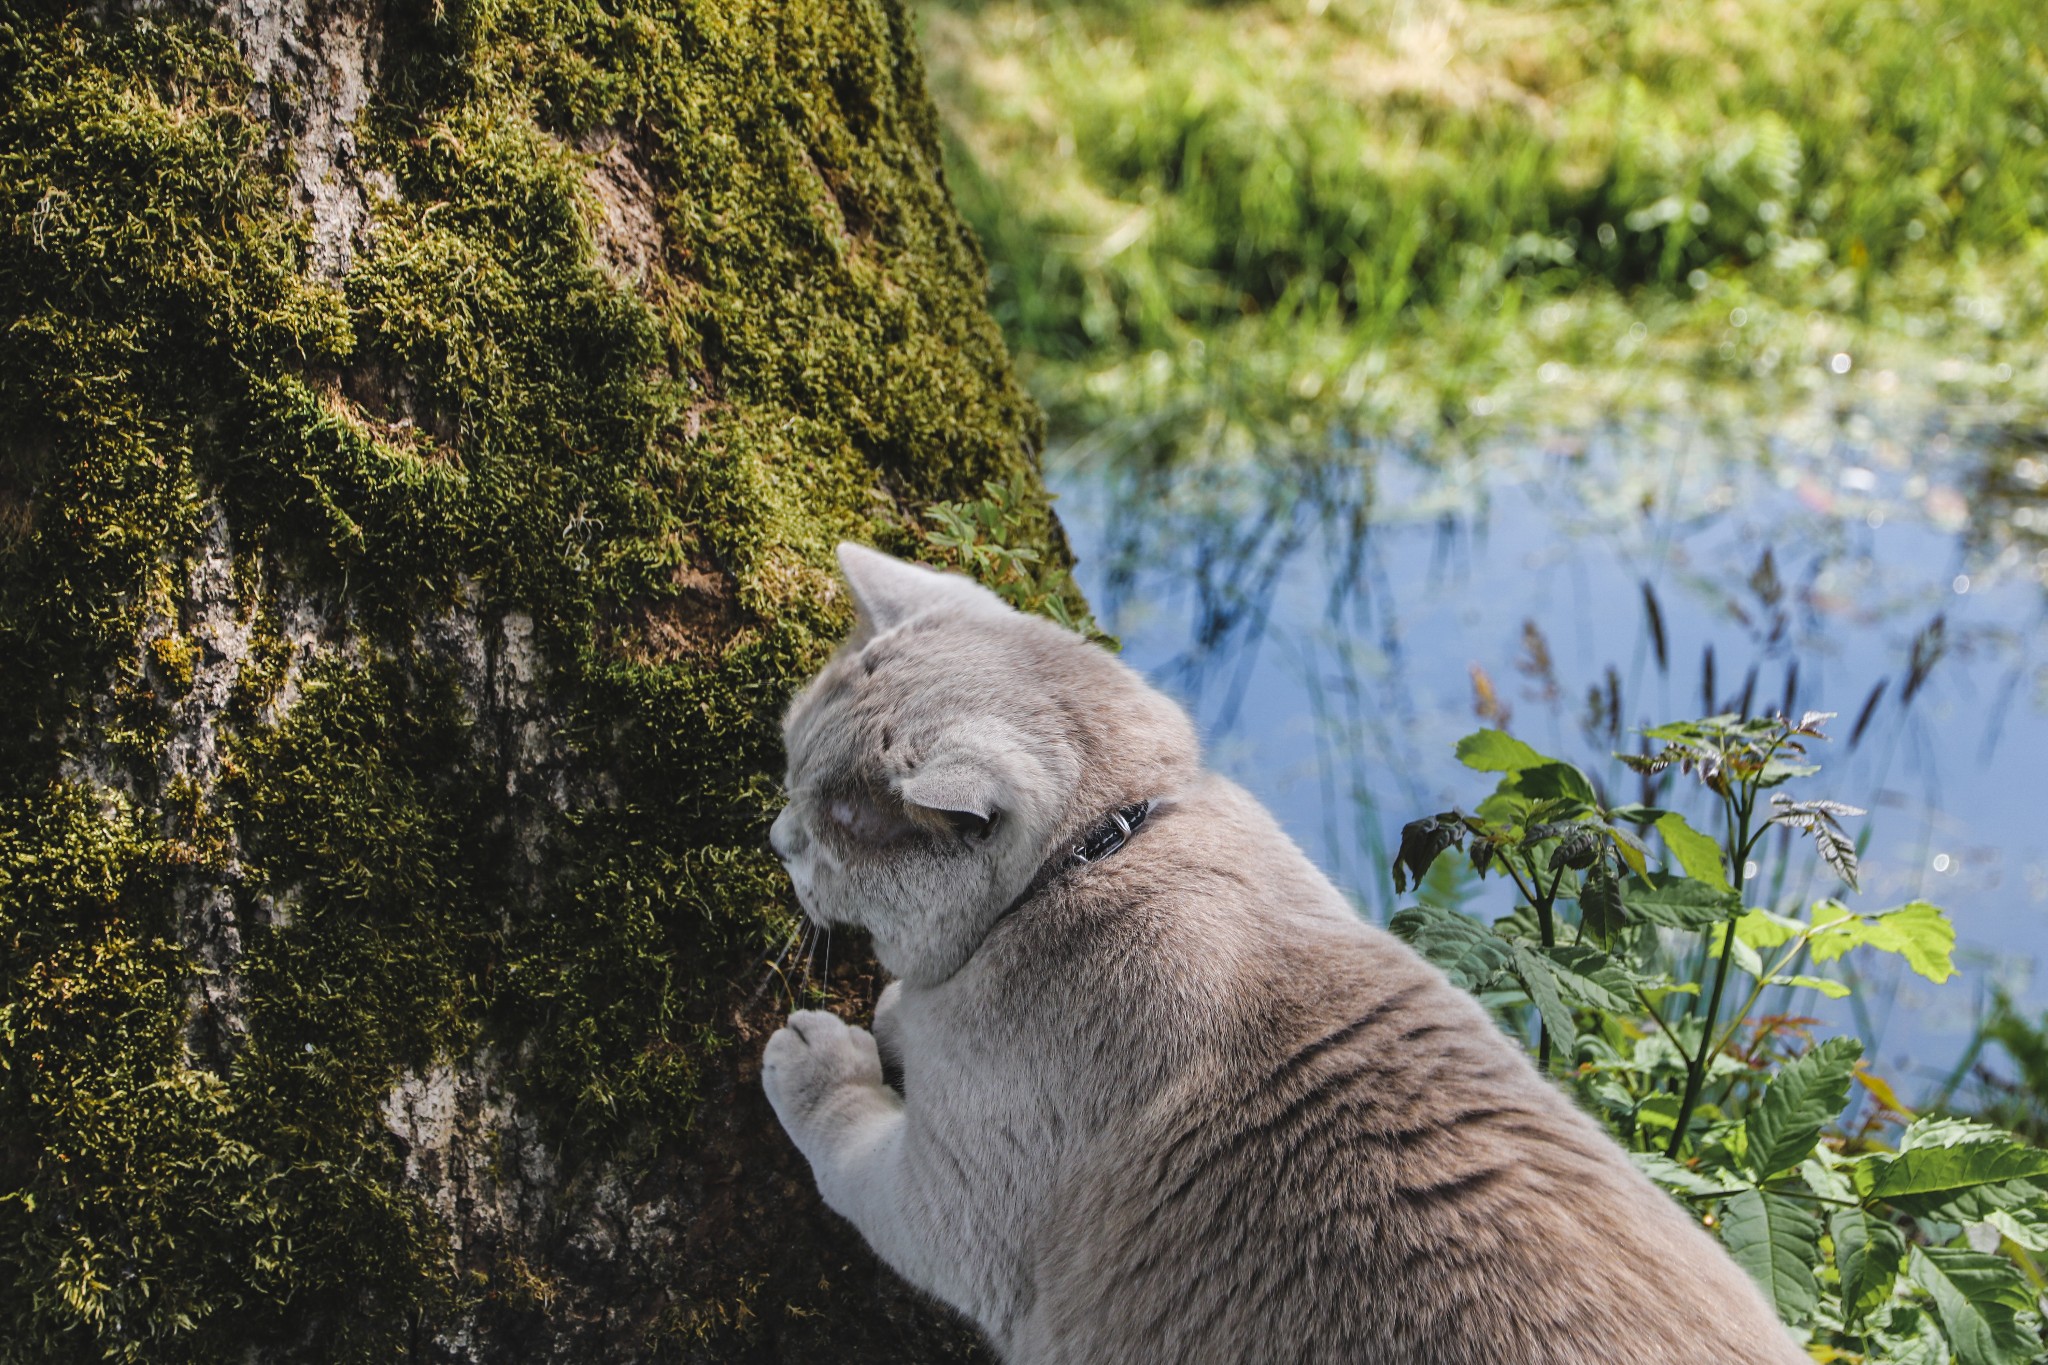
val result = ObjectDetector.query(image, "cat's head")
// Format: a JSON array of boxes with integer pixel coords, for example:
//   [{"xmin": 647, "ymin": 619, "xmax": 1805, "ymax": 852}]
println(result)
[{"xmin": 769, "ymin": 544, "xmax": 1199, "ymax": 985}]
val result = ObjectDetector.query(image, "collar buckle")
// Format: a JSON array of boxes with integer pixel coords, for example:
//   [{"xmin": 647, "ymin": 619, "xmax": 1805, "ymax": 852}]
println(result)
[{"xmin": 1069, "ymin": 800, "xmax": 1152, "ymax": 867}]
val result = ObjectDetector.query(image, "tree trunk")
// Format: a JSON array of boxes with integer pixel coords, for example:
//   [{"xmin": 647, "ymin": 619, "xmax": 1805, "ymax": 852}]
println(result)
[{"xmin": 0, "ymin": 1, "xmax": 1054, "ymax": 1358}]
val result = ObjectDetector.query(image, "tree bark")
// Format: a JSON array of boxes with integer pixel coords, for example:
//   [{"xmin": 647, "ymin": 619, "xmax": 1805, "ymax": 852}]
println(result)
[{"xmin": 0, "ymin": 1, "xmax": 1050, "ymax": 1358}]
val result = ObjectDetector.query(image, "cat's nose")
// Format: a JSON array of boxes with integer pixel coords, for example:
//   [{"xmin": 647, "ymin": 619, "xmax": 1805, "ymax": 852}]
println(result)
[{"xmin": 768, "ymin": 806, "xmax": 804, "ymax": 861}]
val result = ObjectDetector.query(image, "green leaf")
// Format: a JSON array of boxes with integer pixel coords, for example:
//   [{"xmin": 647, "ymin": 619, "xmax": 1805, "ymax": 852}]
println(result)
[
  {"xmin": 1830, "ymin": 1205, "xmax": 1906, "ymax": 1326},
  {"xmin": 1806, "ymin": 900, "xmax": 1957, "ymax": 984},
  {"xmin": 1982, "ymin": 1205, "xmax": 2048, "ymax": 1252},
  {"xmin": 1545, "ymin": 824, "xmax": 1605, "ymax": 870},
  {"xmin": 1389, "ymin": 904, "xmax": 1513, "ymax": 993},
  {"xmin": 1623, "ymin": 872, "xmax": 1739, "ymax": 929},
  {"xmin": 1630, "ymin": 1151, "xmax": 1750, "ymax": 1199},
  {"xmin": 1507, "ymin": 945, "xmax": 1579, "ymax": 1053},
  {"xmin": 1773, "ymin": 974, "xmax": 1851, "ymax": 999},
  {"xmin": 1745, "ymin": 1036, "xmax": 1860, "ymax": 1178},
  {"xmin": 1604, "ymin": 825, "xmax": 1649, "ymax": 877},
  {"xmin": 1756, "ymin": 758, "xmax": 1823, "ymax": 788},
  {"xmin": 1899, "ymin": 1117, "xmax": 2013, "ymax": 1151},
  {"xmin": 1454, "ymin": 729, "xmax": 1550, "ymax": 772},
  {"xmin": 1719, "ymin": 1187, "xmax": 1820, "ymax": 1321},
  {"xmin": 1706, "ymin": 922, "xmax": 1766, "ymax": 980},
  {"xmin": 1393, "ymin": 814, "xmax": 1464, "ymax": 894},
  {"xmin": 1655, "ymin": 811, "xmax": 1729, "ymax": 891},
  {"xmin": 1516, "ymin": 943, "xmax": 1638, "ymax": 1015},
  {"xmin": 1578, "ymin": 863, "xmax": 1630, "ymax": 940},
  {"xmin": 1512, "ymin": 762, "xmax": 1598, "ymax": 806},
  {"xmin": 1877, "ymin": 1310, "xmax": 1958, "ymax": 1365},
  {"xmin": 1860, "ymin": 901, "xmax": 1956, "ymax": 983},
  {"xmin": 1735, "ymin": 907, "xmax": 1807, "ymax": 949},
  {"xmin": 1856, "ymin": 1141, "xmax": 2048, "ymax": 1219},
  {"xmin": 1633, "ymin": 1092, "xmax": 1682, "ymax": 1133},
  {"xmin": 1908, "ymin": 1245, "xmax": 2036, "ymax": 1365}
]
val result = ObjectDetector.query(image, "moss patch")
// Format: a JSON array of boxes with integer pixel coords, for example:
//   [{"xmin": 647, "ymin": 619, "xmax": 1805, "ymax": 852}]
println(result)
[{"xmin": 0, "ymin": 0, "xmax": 1046, "ymax": 1356}]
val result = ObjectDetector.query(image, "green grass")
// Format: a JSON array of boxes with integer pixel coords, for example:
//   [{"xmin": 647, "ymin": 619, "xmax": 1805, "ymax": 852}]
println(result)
[{"xmin": 919, "ymin": 0, "xmax": 2048, "ymax": 458}]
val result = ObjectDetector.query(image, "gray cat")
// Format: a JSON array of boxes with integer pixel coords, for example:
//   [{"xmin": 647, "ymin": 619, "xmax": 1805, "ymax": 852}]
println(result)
[{"xmin": 763, "ymin": 543, "xmax": 1804, "ymax": 1364}]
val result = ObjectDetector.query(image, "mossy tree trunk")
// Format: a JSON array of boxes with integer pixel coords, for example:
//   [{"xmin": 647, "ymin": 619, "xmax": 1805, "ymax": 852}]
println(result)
[{"xmin": 0, "ymin": 1, "xmax": 1055, "ymax": 1358}]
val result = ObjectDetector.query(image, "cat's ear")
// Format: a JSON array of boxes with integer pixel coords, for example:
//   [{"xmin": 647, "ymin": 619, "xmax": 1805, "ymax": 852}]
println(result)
[
  {"xmin": 837, "ymin": 543, "xmax": 1009, "ymax": 632},
  {"xmin": 898, "ymin": 755, "xmax": 1005, "ymax": 839}
]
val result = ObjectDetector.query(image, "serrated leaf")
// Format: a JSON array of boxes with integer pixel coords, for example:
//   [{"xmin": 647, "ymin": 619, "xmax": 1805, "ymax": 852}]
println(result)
[
  {"xmin": 1474, "ymin": 789, "xmax": 1530, "ymax": 828},
  {"xmin": 1513, "ymin": 761, "xmax": 1598, "ymax": 806},
  {"xmin": 1656, "ymin": 811, "xmax": 1730, "ymax": 891},
  {"xmin": 1808, "ymin": 900, "xmax": 1957, "ymax": 984},
  {"xmin": 1908, "ymin": 1245, "xmax": 2036, "ymax": 1365},
  {"xmin": 1831, "ymin": 1205, "xmax": 1905, "ymax": 1326},
  {"xmin": 1389, "ymin": 903, "xmax": 1513, "ymax": 993},
  {"xmin": 1981, "ymin": 1205, "xmax": 2048, "ymax": 1252},
  {"xmin": 1707, "ymin": 921, "xmax": 1766, "ymax": 979},
  {"xmin": 1545, "ymin": 824, "xmax": 1605, "ymax": 870},
  {"xmin": 1519, "ymin": 943, "xmax": 1638, "ymax": 1015},
  {"xmin": 1393, "ymin": 815, "xmax": 1464, "ymax": 894},
  {"xmin": 1860, "ymin": 901, "xmax": 1956, "ymax": 983},
  {"xmin": 1578, "ymin": 863, "xmax": 1630, "ymax": 940},
  {"xmin": 1508, "ymin": 945, "xmax": 1579, "ymax": 1053},
  {"xmin": 1745, "ymin": 1036, "xmax": 1860, "ymax": 1178},
  {"xmin": 1770, "ymin": 795, "xmax": 1863, "ymax": 889},
  {"xmin": 1898, "ymin": 1116, "xmax": 2011, "ymax": 1151},
  {"xmin": 1878, "ymin": 1310, "xmax": 1958, "ymax": 1365},
  {"xmin": 1720, "ymin": 1187, "xmax": 1821, "ymax": 1321},
  {"xmin": 1771, "ymin": 796, "xmax": 1868, "ymax": 821},
  {"xmin": 1604, "ymin": 825, "xmax": 1649, "ymax": 876},
  {"xmin": 1623, "ymin": 872, "xmax": 1739, "ymax": 929},
  {"xmin": 1757, "ymin": 757, "xmax": 1823, "ymax": 788},
  {"xmin": 1772, "ymin": 973, "xmax": 1851, "ymax": 999},
  {"xmin": 1630, "ymin": 1151, "xmax": 1751, "ymax": 1198},
  {"xmin": 1736, "ymin": 907, "xmax": 1807, "ymax": 950},
  {"xmin": 1856, "ymin": 1141, "xmax": 2048, "ymax": 1220},
  {"xmin": 1455, "ymin": 728, "xmax": 1550, "ymax": 772}
]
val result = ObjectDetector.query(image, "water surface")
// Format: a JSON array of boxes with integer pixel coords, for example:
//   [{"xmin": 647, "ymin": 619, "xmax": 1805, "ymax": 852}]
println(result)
[{"xmin": 1051, "ymin": 393, "xmax": 2048, "ymax": 1097}]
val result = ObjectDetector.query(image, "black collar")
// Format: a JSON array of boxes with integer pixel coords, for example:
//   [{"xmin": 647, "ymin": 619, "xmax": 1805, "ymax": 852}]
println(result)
[{"xmin": 993, "ymin": 799, "xmax": 1155, "ymax": 926}]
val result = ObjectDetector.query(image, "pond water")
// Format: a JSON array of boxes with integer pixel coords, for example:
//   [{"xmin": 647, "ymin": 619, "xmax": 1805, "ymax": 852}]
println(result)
[{"xmin": 1050, "ymin": 386, "xmax": 2048, "ymax": 1100}]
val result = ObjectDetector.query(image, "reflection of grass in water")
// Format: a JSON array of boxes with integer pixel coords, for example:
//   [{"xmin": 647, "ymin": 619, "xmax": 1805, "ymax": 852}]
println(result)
[
  {"xmin": 1061, "ymin": 413, "xmax": 2044, "ymax": 1093},
  {"xmin": 922, "ymin": 0, "xmax": 2048, "ymax": 454}
]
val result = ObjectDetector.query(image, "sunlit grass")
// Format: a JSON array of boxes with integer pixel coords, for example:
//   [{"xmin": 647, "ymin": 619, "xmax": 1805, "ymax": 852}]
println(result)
[{"xmin": 920, "ymin": 0, "xmax": 2048, "ymax": 458}]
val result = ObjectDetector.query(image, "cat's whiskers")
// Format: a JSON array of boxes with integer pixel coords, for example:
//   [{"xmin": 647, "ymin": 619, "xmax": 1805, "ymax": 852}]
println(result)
[{"xmin": 746, "ymin": 918, "xmax": 808, "ymax": 1012}]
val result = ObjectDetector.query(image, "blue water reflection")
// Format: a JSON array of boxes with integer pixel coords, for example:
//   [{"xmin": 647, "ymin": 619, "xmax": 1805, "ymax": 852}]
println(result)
[{"xmin": 1052, "ymin": 409, "xmax": 2048, "ymax": 1097}]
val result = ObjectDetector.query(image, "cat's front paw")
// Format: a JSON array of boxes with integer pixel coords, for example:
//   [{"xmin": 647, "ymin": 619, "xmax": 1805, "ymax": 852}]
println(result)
[{"xmin": 762, "ymin": 1009, "xmax": 887, "ymax": 1148}]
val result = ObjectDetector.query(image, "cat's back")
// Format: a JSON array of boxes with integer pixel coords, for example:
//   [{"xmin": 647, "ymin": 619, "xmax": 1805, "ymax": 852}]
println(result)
[{"xmin": 1006, "ymin": 775, "xmax": 1802, "ymax": 1365}]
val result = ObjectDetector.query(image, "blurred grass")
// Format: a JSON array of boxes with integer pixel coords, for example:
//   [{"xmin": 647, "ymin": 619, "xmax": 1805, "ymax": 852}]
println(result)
[{"xmin": 918, "ymin": 0, "xmax": 2048, "ymax": 459}]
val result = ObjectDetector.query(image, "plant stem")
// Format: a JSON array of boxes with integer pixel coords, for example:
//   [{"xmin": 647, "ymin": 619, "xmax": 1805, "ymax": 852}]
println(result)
[
  {"xmin": 1668, "ymin": 783, "xmax": 1755, "ymax": 1157},
  {"xmin": 1713, "ymin": 933, "xmax": 1818, "ymax": 1061},
  {"xmin": 1636, "ymin": 987, "xmax": 1689, "ymax": 1056},
  {"xmin": 1498, "ymin": 858, "xmax": 1554, "ymax": 1067},
  {"xmin": 1528, "ymin": 855, "xmax": 1561, "ymax": 1070}
]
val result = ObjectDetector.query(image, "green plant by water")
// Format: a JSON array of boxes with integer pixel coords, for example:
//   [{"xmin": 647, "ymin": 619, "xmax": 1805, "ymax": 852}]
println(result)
[{"xmin": 1394, "ymin": 713, "xmax": 2048, "ymax": 1363}]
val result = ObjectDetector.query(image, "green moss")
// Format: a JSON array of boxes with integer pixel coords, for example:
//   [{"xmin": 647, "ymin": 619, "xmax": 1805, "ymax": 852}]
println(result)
[
  {"xmin": 144, "ymin": 635, "xmax": 197, "ymax": 695},
  {"xmin": 0, "ymin": 0, "xmax": 1051, "ymax": 1356}
]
